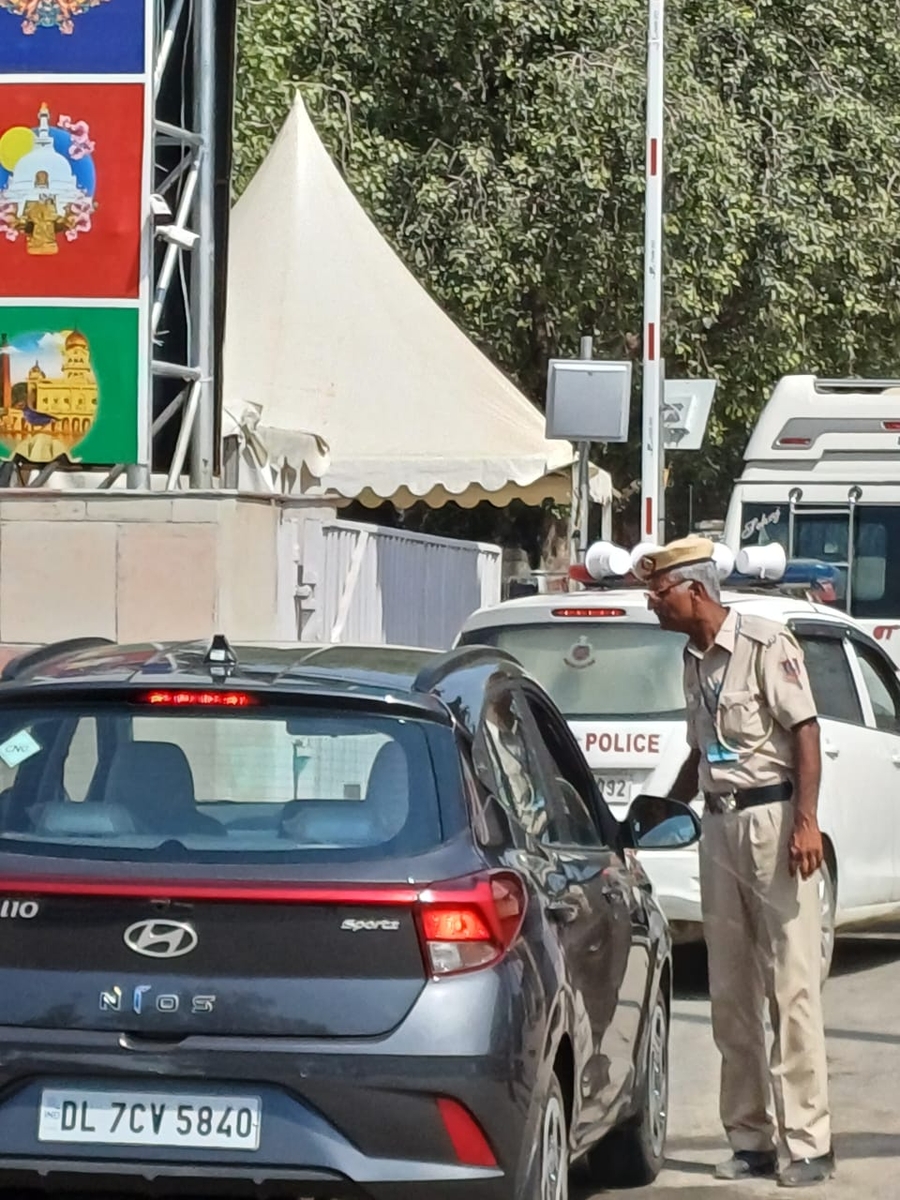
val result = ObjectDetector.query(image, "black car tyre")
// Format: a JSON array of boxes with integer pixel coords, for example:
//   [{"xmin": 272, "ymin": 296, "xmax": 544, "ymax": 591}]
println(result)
[
  {"xmin": 819, "ymin": 857, "xmax": 836, "ymax": 984},
  {"xmin": 585, "ymin": 991, "xmax": 668, "ymax": 1189},
  {"xmin": 522, "ymin": 1070, "xmax": 569, "ymax": 1200}
]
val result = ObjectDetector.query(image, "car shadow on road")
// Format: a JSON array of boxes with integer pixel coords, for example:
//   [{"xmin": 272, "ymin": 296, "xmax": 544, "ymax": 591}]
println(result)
[
  {"xmin": 829, "ymin": 932, "xmax": 900, "ymax": 978},
  {"xmin": 672, "ymin": 933, "xmax": 900, "ymax": 1001}
]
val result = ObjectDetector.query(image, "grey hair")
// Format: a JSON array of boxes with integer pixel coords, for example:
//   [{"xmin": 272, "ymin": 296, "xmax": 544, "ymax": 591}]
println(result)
[{"xmin": 668, "ymin": 559, "xmax": 721, "ymax": 602}]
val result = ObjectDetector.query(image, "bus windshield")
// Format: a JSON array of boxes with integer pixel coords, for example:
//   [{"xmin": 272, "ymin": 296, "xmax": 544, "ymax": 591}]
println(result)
[{"xmin": 740, "ymin": 502, "xmax": 900, "ymax": 619}]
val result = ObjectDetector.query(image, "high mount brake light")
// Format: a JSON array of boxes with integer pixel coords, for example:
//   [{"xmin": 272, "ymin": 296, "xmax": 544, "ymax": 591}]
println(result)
[
  {"xmin": 552, "ymin": 607, "xmax": 626, "ymax": 618},
  {"xmin": 776, "ymin": 436, "xmax": 812, "ymax": 447},
  {"xmin": 142, "ymin": 691, "xmax": 257, "ymax": 707}
]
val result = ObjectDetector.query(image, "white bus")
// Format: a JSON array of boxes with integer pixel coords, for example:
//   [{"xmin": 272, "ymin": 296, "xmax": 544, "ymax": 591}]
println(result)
[{"xmin": 724, "ymin": 374, "xmax": 900, "ymax": 663}]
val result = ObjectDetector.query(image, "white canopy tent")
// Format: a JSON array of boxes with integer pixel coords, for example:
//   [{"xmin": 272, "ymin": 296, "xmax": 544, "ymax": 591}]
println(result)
[{"xmin": 223, "ymin": 95, "xmax": 611, "ymax": 509}]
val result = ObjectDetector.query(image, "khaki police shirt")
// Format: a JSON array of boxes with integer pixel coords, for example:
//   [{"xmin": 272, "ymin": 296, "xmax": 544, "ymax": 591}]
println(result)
[{"xmin": 682, "ymin": 609, "xmax": 818, "ymax": 795}]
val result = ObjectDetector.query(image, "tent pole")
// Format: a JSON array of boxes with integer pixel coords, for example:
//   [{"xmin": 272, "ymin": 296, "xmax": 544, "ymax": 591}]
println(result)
[{"xmin": 578, "ymin": 335, "xmax": 594, "ymax": 556}]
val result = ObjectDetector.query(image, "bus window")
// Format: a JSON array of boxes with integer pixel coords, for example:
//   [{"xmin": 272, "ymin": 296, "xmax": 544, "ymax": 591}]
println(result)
[
  {"xmin": 851, "ymin": 508, "xmax": 900, "ymax": 619},
  {"xmin": 740, "ymin": 503, "xmax": 789, "ymax": 549},
  {"xmin": 793, "ymin": 513, "xmax": 849, "ymax": 608}
]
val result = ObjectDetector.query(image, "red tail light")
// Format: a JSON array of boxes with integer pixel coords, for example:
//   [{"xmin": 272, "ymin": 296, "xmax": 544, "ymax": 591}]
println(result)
[
  {"xmin": 436, "ymin": 1097, "xmax": 497, "ymax": 1168},
  {"xmin": 776, "ymin": 436, "xmax": 812, "ymax": 447},
  {"xmin": 417, "ymin": 872, "xmax": 526, "ymax": 977}
]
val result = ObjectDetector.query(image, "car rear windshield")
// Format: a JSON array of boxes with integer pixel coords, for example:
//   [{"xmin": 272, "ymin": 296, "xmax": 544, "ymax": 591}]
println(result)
[
  {"xmin": 463, "ymin": 622, "xmax": 688, "ymax": 719},
  {"xmin": 0, "ymin": 698, "xmax": 451, "ymax": 862}
]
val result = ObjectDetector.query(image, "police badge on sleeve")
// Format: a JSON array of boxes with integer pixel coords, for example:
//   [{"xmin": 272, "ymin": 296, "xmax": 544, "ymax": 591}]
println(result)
[{"xmin": 780, "ymin": 657, "xmax": 804, "ymax": 687}]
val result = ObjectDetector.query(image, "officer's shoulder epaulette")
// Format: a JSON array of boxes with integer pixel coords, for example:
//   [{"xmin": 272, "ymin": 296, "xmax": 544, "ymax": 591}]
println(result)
[{"xmin": 737, "ymin": 613, "xmax": 789, "ymax": 648}]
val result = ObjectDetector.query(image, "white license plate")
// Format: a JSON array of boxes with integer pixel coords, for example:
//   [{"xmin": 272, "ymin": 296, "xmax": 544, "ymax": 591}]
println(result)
[
  {"xmin": 38, "ymin": 1088, "xmax": 261, "ymax": 1150},
  {"xmin": 596, "ymin": 776, "xmax": 632, "ymax": 803}
]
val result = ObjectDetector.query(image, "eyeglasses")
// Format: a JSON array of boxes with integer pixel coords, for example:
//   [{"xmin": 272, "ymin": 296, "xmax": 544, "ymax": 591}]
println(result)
[{"xmin": 646, "ymin": 578, "xmax": 687, "ymax": 602}]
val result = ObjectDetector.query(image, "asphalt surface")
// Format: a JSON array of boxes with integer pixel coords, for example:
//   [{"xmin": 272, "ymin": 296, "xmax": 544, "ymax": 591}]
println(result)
[{"xmin": 583, "ymin": 933, "xmax": 900, "ymax": 1200}]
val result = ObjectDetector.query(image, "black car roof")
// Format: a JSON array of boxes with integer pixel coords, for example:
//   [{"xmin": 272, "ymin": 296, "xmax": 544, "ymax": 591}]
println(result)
[{"xmin": 0, "ymin": 639, "xmax": 524, "ymax": 736}]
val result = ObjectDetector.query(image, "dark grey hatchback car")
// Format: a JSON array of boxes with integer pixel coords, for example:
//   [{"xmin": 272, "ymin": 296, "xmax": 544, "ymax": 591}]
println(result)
[{"xmin": 0, "ymin": 636, "xmax": 698, "ymax": 1199}]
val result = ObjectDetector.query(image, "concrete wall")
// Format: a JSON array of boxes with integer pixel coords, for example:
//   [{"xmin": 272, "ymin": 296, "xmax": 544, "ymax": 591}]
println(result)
[{"xmin": 0, "ymin": 491, "xmax": 334, "ymax": 656}]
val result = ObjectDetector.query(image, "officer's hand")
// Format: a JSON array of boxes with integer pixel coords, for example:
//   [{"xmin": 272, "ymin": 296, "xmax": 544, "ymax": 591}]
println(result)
[{"xmin": 789, "ymin": 814, "xmax": 824, "ymax": 880}]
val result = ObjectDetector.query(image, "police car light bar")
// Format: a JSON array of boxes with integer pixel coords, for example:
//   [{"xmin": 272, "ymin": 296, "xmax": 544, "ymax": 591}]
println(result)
[
  {"xmin": 570, "ymin": 538, "xmax": 837, "ymax": 598},
  {"xmin": 726, "ymin": 558, "xmax": 838, "ymax": 589}
]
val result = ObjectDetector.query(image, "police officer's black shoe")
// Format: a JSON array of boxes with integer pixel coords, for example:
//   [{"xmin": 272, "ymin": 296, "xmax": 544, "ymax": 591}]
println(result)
[
  {"xmin": 778, "ymin": 1150, "xmax": 836, "ymax": 1188},
  {"xmin": 714, "ymin": 1150, "xmax": 778, "ymax": 1180}
]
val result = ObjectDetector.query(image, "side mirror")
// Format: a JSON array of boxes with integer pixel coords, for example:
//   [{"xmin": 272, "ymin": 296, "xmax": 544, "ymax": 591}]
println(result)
[{"xmin": 622, "ymin": 793, "xmax": 701, "ymax": 850}]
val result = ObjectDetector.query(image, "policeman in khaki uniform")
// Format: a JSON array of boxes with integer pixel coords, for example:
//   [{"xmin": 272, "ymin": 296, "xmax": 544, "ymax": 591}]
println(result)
[{"xmin": 639, "ymin": 536, "xmax": 833, "ymax": 1188}]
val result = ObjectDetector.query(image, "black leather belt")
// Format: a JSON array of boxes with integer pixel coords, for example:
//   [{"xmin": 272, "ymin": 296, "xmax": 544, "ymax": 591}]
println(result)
[{"xmin": 705, "ymin": 781, "xmax": 793, "ymax": 814}]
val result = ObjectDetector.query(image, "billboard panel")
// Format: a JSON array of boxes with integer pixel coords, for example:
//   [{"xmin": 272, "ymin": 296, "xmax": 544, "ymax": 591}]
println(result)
[
  {"xmin": 0, "ymin": 83, "xmax": 145, "ymax": 299},
  {"xmin": 0, "ymin": 0, "xmax": 150, "ymax": 467},
  {"xmin": 0, "ymin": 304, "xmax": 139, "ymax": 464},
  {"xmin": 0, "ymin": 0, "xmax": 146, "ymax": 75}
]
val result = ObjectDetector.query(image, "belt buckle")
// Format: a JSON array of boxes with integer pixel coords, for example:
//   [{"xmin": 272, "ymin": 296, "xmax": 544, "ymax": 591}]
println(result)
[{"xmin": 720, "ymin": 791, "xmax": 738, "ymax": 813}]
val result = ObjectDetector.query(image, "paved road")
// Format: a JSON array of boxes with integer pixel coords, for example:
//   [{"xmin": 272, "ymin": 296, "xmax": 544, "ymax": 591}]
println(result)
[{"xmin": 582, "ymin": 933, "xmax": 900, "ymax": 1200}]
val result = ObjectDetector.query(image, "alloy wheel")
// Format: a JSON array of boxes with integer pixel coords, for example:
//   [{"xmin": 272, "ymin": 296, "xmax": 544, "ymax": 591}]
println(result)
[
  {"xmin": 646, "ymin": 1000, "xmax": 669, "ymax": 1161},
  {"xmin": 541, "ymin": 1090, "xmax": 568, "ymax": 1200}
]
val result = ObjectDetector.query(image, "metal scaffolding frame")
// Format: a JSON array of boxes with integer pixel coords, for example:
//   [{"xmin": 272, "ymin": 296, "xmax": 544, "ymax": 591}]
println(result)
[
  {"xmin": 140, "ymin": 0, "xmax": 217, "ymax": 490},
  {"xmin": 3, "ymin": 0, "xmax": 218, "ymax": 491}
]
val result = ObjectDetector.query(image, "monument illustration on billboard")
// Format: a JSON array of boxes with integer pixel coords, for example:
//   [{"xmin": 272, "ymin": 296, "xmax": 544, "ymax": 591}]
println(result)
[
  {"xmin": 0, "ymin": 83, "xmax": 144, "ymax": 298},
  {"xmin": 0, "ymin": 306, "xmax": 139, "ymax": 464},
  {"xmin": 0, "ymin": 102, "xmax": 96, "ymax": 257}
]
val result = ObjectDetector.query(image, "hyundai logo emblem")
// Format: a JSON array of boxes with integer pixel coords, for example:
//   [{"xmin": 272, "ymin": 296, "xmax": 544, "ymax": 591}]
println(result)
[{"xmin": 123, "ymin": 919, "xmax": 199, "ymax": 959}]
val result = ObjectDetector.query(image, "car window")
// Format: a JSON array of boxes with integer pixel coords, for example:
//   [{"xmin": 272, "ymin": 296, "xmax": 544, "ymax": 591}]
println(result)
[
  {"xmin": 852, "ymin": 643, "xmax": 900, "ymax": 734},
  {"xmin": 474, "ymin": 686, "xmax": 560, "ymax": 845},
  {"xmin": 460, "ymin": 621, "xmax": 687, "ymax": 719},
  {"xmin": 520, "ymin": 693, "xmax": 610, "ymax": 851},
  {"xmin": 794, "ymin": 633, "xmax": 863, "ymax": 725},
  {"xmin": 0, "ymin": 702, "xmax": 448, "ymax": 862}
]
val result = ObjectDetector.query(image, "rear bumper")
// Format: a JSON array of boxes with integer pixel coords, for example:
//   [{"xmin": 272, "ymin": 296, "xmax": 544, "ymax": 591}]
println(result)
[
  {"xmin": 0, "ymin": 967, "xmax": 537, "ymax": 1200},
  {"xmin": 0, "ymin": 1155, "xmax": 505, "ymax": 1200}
]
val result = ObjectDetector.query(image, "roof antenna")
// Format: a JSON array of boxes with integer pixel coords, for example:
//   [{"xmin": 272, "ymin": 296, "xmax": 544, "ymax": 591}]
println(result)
[{"xmin": 205, "ymin": 634, "xmax": 237, "ymax": 681}]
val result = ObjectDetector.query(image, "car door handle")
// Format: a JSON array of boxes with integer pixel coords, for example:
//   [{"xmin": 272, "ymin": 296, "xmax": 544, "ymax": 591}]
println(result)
[
  {"xmin": 892, "ymin": 754, "xmax": 900, "ymax": 767},
  {"xmin": 823, "ymin": 742, "xmax": 840, "ymax": 759}
]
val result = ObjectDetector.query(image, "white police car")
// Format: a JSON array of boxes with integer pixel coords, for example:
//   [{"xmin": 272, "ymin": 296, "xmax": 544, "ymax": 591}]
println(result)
[{"xmin": 458, "ymin": 543, "xmax": 900, "ymax": 978}]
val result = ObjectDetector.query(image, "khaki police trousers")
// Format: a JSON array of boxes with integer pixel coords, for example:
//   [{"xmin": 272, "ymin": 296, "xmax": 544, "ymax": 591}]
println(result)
[{"xmin": 699, "ymin": 801, "xmax": 831, "ymax": 1161}]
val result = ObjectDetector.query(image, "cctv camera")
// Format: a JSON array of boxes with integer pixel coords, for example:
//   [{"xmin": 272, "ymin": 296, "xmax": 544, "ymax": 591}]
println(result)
[{"xmin": 157, "ymin": 224, "xmax": 199, "ymax": 251}]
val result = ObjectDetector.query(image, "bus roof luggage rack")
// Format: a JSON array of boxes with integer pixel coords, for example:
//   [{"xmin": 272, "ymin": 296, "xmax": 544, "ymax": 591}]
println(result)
[{"xmin": 815, "ymin": 377, "xmax": 900, "ymax": 393}]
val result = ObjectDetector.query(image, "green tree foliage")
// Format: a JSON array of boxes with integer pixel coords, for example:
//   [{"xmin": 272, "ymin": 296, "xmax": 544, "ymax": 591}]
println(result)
[{"xmin": 235, "ymin": 0, "xmax": 900, "ymax": 542}]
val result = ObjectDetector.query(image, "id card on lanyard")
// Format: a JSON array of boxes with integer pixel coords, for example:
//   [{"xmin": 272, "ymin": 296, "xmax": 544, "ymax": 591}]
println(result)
[{"xmin": 694, "ymin": 618, "xmax": 742, "ymax": 765}]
